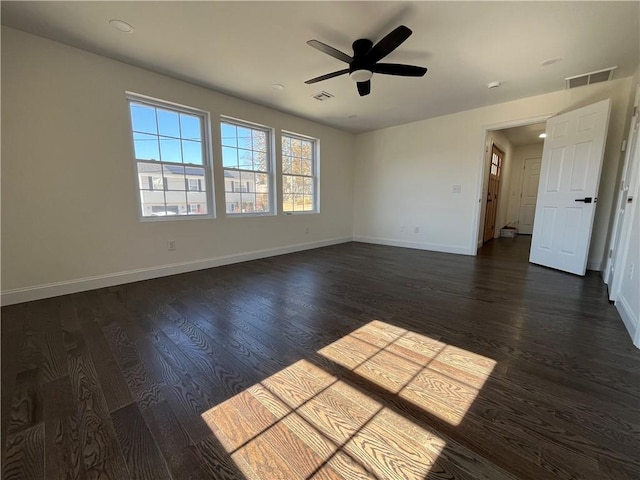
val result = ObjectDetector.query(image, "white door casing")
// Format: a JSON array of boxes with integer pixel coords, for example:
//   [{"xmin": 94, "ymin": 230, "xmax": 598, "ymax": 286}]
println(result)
[
  {"xmin": 518, "ymin": 157, "xmax": 541, "ymax": 234},
  {"xmin": 605, "ymin": 85, "xmax": 640, "ymax": 290},
  {"xmin": 609, "ymin": 103, "xmax": 640, "ymax": 303},
  {"xmin": 529, "ymin": 99, "xmax": 611, "ymax": 275}
]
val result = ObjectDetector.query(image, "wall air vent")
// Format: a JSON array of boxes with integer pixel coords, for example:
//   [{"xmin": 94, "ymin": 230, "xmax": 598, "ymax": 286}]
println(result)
[
  {"xmin": 312, "ymin": 91, "xmax": 334, "ymax": 101},
  {"xmin": 565, "ymin": 67, "xmax": 617, "ymax": 89}
]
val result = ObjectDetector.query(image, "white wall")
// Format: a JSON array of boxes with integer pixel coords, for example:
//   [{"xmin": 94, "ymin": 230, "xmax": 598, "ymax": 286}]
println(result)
[
  {"xmin": 1, "ymin": 28, "xmax": 355, "ymax": 303},
  {"xmin": 354, "ymin": 76, "xmax": 634, "ymax": 264},
  {"xmin": 507, "ymin": 143, "xmax": 544, "ymax": 227}
]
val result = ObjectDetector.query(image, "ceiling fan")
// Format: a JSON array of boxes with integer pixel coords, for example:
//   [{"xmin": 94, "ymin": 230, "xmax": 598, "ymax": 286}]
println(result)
[{"xmin": 304, "ymin": 25, "xmax": 427, "ymax": 97}]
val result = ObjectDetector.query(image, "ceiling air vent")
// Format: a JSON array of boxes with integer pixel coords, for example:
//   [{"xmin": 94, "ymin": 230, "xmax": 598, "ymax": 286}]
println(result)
[
  {"xmin": 312, "ymin": 91, "xmax": 334, "ymax": 101},
  {"xmin": 565, "ymin": 67, "xmax": 617, "ymax": 89}
]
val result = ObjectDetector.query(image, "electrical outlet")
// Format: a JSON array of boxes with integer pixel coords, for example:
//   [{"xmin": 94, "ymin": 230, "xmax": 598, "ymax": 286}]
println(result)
[
  {"xmin": 400, "ymin": 225, "xmax": 405, "ymax": 232},
  {"xmin": 414, "ymin": 226, "xmax": 420, "ymax": 233},
  {"xmin": 305, "ymin": 227, "xmax": 309, "ymax": 234},
  {"xmin": 452, "ymin": 184, "xmax": 462, "ymax": 193},
  {"xmin": 168, "ymin": 240, "xmax": 176, "ymax": 251}
]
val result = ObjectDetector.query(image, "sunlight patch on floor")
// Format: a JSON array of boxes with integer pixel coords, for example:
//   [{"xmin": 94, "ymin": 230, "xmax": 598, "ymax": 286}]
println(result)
[
  {"xmin": 319, "ymin": 320, "xmax": 496, "ymax": 426},
  {"xmin": 201, "ymin": 320, "xmax": 495, "ymax": 479}
]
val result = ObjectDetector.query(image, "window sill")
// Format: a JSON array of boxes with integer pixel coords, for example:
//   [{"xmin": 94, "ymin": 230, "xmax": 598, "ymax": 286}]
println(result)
[
  {"xmin": 139, "ymin": 214, "xmax": 214, "ymax": 222},
  {"xmin": 225, "ymin": 212, "xmax": 276, "ymax": 218}
]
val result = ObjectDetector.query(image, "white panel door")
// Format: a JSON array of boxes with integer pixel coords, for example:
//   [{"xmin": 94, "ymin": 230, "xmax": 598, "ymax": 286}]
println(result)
[
  {"xmin": 518, "ymin": 157, "xmax": 541, "ymax": 234},
  {"xmin": 529, "ymin": 99, "xmax": 611, "ymax": 275}
]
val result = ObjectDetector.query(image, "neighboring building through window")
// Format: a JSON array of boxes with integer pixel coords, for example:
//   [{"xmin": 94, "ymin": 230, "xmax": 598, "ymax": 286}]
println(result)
[
  {"xmin": 221, "ymin": 120, "xmax": 272, "ymax": 215},
  {"xmin": 128, "ymin": 94, "xmax": 212, "ymax": 218},
  {"xmin": 282, "ymin": 133, "xmax": 318, "ymax": 213}
]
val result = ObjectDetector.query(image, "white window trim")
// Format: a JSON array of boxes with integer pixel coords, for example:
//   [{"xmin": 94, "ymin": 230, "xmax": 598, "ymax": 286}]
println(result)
[
  {"xmin": 126, "ymin": 92, "xmax": 216, "ymax": 222},
  {"xmin": 221, "ymin": 116, "xmax": 276, "ymax": 217},
  {"xmin": 281, "ymin": 130, "xmax": 320, "ymax": 214}
]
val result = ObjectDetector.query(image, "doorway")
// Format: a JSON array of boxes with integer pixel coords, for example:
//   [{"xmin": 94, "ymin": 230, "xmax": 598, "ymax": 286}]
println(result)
[
  {"xmin": 477, "ymin": 121, "xmax": 547, "ymax": 248},
  {"xmin": 517, "ymin": 157, "xmax": 542, "ymax": 234},
  {"xmin": 476, "ymin": 99, "xmax": 613, "ymax": 277}
]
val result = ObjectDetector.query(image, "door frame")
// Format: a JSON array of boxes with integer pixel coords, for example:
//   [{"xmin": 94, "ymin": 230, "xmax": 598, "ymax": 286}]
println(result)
[
  {"xmin": 604, "ymin": 84, "xmax": 640, "ymax": 289},
  {"xmin": 473, "ymin": 114, "xmax": 555, "ymax": 252}
]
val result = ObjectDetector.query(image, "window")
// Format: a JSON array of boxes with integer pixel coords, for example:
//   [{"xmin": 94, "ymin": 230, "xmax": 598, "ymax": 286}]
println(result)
[
  {"xmin": 282, "ymin": 133, "xmax": 318, "ymax": 213},
  {"xmin": 128, "ymin": 94, "xmax": 213, "ymax": 218},
  {"xmin": 221, "ymin": 120, "xmax": 272, "ymax": 215},
  {"xmin": 187, "ymin": 178, "xmax": 202, "ymax": 191},
  {"xmin": 148, "ymin": 175, "xmax": 163, "ymax": 191},
  {"xmin": 490, "ymin": 147, "xmax": 502, "ymax": 177}
]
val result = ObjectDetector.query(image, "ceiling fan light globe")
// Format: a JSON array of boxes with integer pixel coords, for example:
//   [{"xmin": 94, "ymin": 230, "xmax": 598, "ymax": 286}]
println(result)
[{"xmin": 350, "ymin": 70, "xmax": 373, "ymax": 82}]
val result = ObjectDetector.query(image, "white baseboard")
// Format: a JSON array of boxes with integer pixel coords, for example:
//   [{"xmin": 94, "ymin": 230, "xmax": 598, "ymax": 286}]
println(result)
[
  {"xmin": 353, "ymin": 235, "xmax": 473, "ymax": 255},
  {"xmin": 1, "ymin": 236, "xmax": 352, "ymax": 306},
  {"xmin": 616, "ymin": 293, "xmax": 640, "ymax": 349}
]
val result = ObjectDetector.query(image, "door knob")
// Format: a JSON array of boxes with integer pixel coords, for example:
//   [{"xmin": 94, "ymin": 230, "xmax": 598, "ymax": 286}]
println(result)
[{"xmin": 574, "ymin": 197, "xmax": 593, "ymax": 203}]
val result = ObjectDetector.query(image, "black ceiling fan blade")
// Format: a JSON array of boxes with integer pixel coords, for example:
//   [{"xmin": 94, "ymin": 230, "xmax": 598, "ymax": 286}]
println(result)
[
  {"xmin": 304, "ymin": 69, "xmax": 350, "ymax": 84},
  {"xmin": 306, "ymin": 40, "xmax": 352, "ymax": 63},
  {"xmin": 373, "ymin": 63, "xmax": 427, "ymax": 77},
  {"xmin": 365, "ymin": 25, "xmax": 412, "ymax": 64},
  {"xmin": 357, "ymin": 80, "xmax": 371, "ymax": 96}
]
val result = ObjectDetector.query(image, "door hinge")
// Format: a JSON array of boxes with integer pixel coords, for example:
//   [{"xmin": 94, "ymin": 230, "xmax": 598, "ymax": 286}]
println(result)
[
  {"xmin": 609, "ymin": 249, "xmax": 613, "ymax": 258},
  {"xmin": 621, "ymin": 139, "xmax": 627, "ymax": 152}
]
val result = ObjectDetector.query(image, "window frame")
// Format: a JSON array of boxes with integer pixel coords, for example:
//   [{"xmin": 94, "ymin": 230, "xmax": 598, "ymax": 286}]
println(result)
[
  {"xmin": 220, "ymin": 116, "xmax": 275, "ymax": 217},
  {"xmin": 281, "ymin": 131, "xmax": 320, "ymax": 215},
  {"xmin": 126, "ymin": 92, "xmax": 215, "ymax": 222}
]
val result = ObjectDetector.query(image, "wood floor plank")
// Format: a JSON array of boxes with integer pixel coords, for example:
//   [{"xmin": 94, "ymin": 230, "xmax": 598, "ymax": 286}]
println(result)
[
  {"xmin": 101, "ymin": 322, "xmax": 164, "ymax": 409},
  {"xmin": 2, "ymin": 423, "xmax": 45, "ymax": 480},
  {"xmin": 39, "ymin": 329, "xmax": 69, "ymax": 383},
  {"xmin": 43, "ymin": 376, "xmax": 87, "ymax": 480},
  {"xmin": 27, "ymin": 299, "xmax": 69, "ymax": 383},
  {"xmin": 67, "ymin": 339, "xmax": 129, "ymax": 477},
  {"xmin": 140, "ymin": 400, "xmax": 212, "ymax": 480},
  {"xmin": 134, "ymin": 336, "xmax": 213, "ymax": 445},
  {"xmin": 110, "ymin": 403, "xmax": 172, "ymax": 480},
  {"xmin": 15, "ymin": 315, "xmax": 43, "ymax": 378},
  {"xmin": 6, "ymin": 369, "xmax": 43, "ymax": 437},
  {"xmin": 76, "ymin": 316, "xmax": 133, "ymax": 412},
  {"xmin": 1, "ymin": 305, "xmax": 24, "ymax": 464},
  {"xmin": 190, "ymin": 436, "xmax": 251, "ymax": 480}
]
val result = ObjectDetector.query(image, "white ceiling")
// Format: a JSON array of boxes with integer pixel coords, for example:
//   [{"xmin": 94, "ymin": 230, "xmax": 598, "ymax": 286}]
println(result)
[
  {"xmin": 2, "ymin": 1, "xmax": 638, "ymax": 133},
  {"xmin": 500, "ymin": 122, "xmax": 547, "ymax": 147}
]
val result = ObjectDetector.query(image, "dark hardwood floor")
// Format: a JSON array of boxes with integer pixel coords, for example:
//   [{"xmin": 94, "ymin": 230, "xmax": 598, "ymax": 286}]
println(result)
[{"xmin": 2, "ymin": 237, "xmax": 639, "ymax": 479}]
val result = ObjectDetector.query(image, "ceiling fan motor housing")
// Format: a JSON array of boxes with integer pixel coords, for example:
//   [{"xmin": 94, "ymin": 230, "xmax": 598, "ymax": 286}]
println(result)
[
  {"xmin": 352, "ymin": 39, "xmax": 374, "ymax": 59},
  {"xmin": 349, "ymin": 39, "xmax": 374, "ymax": 80}
]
